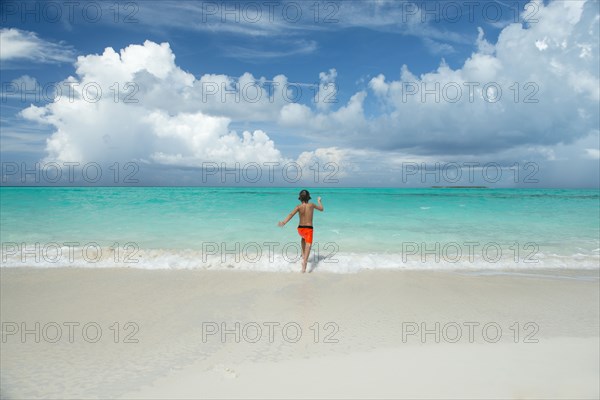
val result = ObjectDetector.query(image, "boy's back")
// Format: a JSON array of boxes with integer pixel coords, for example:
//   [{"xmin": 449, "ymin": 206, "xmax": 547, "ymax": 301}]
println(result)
[{"xmin": 297, "ymin": 202, "xmax": 317, "ymax": 226}]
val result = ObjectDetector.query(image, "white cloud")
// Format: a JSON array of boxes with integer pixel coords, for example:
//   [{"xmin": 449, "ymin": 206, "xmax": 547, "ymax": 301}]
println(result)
[
  {"xmin": 133, "ymin": 1, "xmax": 310, "ymax": 37},
  {"xmin": 279, "ymin": 103, "xmax": 313, "ymax": 126},
  {"xmin": 0, "ymin": 28, "xmax": 74, "ymax": 64},
  {"xmin": 227, "ymin": 40, "xmax": 317, "ymax": 60},
  {"xmin": 332, "ymin": 1, "xmax": 470, "ymax": 45},
  {"xmin": 315, "ymin": 68, "xmax": 338, "ymax": 111},
  {"xmin": 422, "ymin": 37, "xmax": 456, "ymax": 55},
  {"xmin": 146, "ymin": 112, "xmax": 283, "ymax": 165},
  {"xmin": 130, "ymin": 0, "xmax": 472, "ymax": 58},
  {"xmin": 584, "ymin": 148, "xmax": 600, "ymax": 159},
  {"xmin": 278, "ymin": 0, "xmax": 599, "ymax": 156},
  {"xmin": 476, "ymin": 27, "xmax": 495, "ymax": 55},
  {"xmin": 19, "ymin": 41, "xmax": 288, "ymax": 166},
  {"xmin": 296, "ymin": 147, "xmax": 350, "ymax": 177},
  {"xmin": 14, "ymin": 40, "xmax": 341, "ymax": 169},
  {"xmin": 535, "ymin": 37, "xmax": 549, "ymax": 51}
]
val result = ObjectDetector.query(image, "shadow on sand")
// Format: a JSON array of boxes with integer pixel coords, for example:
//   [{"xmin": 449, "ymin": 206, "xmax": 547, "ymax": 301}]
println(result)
[{"xmin": 308, "ymin": 254, "xmax": 328, "ymax": 273}]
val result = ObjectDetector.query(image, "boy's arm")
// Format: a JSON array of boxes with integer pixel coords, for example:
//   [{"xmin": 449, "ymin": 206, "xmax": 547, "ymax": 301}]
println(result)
[
  {"xmin": 278, "ymin": 206, "xmax": 299, "ymax": 226},
  {"xmin": 314, "ymin": 197, "xmax": 324, "ymax": 212}
]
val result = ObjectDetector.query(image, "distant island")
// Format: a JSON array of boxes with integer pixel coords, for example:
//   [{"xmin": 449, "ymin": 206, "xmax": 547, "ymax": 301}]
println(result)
[{"xmin": 431, "ymin": 186, "xmax": 488, "ymax": 189}]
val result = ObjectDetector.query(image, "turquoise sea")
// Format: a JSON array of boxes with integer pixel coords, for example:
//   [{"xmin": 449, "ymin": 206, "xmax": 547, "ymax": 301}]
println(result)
[{"xmin": 1, "ymin": 187, "xmax": 599, "ymax": 272}]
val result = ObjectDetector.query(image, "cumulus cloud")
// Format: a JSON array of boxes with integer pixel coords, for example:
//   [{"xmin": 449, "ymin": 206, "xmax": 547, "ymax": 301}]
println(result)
[
  {"xmin": 296, "ymin": 147, "xmax": 350, "ymax": 178},
  {"xmin": 315, "ymin": 68, "xmax": 338, "ymax": 111},
  {"xmin": 279, "ymin": 0, "xmax": 599, "ymax": 156},
  {"xmin": 19, "ymin": 40, "xmax": 289, "ymax": 166},
  {"xmin": 17, "ymin": 39, "xmax": 350, "ymax": 167},
  {"xmin": 0, "ymin": 28, "xmax": 74, "ymax": 64},
  {"xmin": 146, "ymin": 112, "xmax": 283, "ymax": 166}
]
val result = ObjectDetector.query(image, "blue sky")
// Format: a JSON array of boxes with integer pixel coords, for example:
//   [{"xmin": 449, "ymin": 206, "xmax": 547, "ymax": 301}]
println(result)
[{"xmin": 1, "ymin": 0, "xmax": 599, "ymax": 187}]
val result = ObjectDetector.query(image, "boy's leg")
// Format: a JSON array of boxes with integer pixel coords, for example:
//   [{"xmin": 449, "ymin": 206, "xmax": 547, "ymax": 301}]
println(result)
[
  {"xmin": 301, "ymin": 243, "xmax": 312, "ymax": 273},
  {"xmin": 300, "ymin": 238, "xmax": 306, "ymax": 272}
]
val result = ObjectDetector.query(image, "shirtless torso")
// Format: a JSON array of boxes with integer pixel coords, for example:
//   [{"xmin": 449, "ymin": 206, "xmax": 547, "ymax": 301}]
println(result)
[{"xmin": 297, "ymin": 202, "xmax": 317, "ymax": 227}]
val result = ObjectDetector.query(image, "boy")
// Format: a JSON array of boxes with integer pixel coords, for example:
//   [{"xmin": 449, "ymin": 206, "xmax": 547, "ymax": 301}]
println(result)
[{"xmin": 278, "ymin": 189, "xmax": 324, "ymax": 273}]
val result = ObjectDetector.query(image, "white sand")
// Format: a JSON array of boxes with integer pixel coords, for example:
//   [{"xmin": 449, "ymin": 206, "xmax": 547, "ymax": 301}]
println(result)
[
  {"xmin": 126, "ymin": 338, "xmax": 599, "ymax": 399},
  {"xmin": 1, "ymin": 268, "xmax": 598, "ymax": 399}
]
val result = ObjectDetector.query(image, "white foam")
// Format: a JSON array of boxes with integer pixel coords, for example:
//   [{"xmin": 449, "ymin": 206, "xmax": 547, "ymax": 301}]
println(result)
[{"xmin": 2, "ymin": 246, "xmax": 599, "ymax": 273}]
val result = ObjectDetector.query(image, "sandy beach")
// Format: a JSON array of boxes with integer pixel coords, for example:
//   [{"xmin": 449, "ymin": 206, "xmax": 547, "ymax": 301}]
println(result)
[{"xmin": 1, "ymin": 268, "xmax": 598, "ymax": 399}]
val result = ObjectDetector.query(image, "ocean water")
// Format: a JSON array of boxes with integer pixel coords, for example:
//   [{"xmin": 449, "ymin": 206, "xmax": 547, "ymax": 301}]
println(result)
[{"xmin": 1, "ymin": 187, "xmax": 599, "ymax": 272}]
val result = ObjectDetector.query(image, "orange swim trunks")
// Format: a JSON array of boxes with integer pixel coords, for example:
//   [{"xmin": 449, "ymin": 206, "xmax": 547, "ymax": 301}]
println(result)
[{"xmin": 297, "ymin": 225, "xmax": 314, "ymax": 244}]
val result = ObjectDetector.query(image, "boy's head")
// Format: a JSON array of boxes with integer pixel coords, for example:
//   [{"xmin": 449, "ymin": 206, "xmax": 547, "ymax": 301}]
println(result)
[{"xmin": 298, "ymin": 189, "xmax": 311, "ymax": 203}]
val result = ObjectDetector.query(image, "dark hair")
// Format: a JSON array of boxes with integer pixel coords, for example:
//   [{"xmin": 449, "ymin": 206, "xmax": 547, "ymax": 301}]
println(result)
[{"xmin": 298, "ymin": 189, "xmax": 311, "ymax": 203}]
